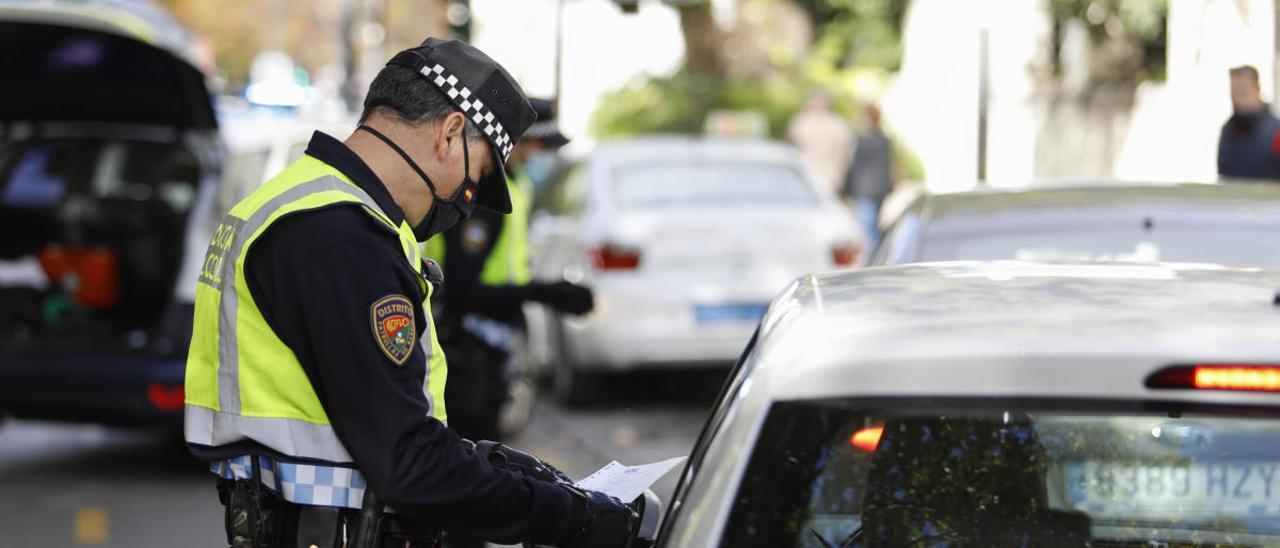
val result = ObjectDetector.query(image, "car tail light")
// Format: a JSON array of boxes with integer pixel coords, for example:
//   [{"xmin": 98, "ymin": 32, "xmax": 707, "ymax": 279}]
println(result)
[
  {"xmin": 1147, "ymin": 365, "xmax": 1280, "ymax": 392},
  {"xmin": 589, "ymin": 244, "xmax": 641, "ymax": 271},
  {"xmin": 832, "ymin": 242, "xmax": 860, "ymax": 267},
  {"xmin": 851, "ymin": 425, "xmax": 884, "ymax": 452},
  {"xmin": 147, "ymin": 383, "xmax": 185, "ymax": 412}
]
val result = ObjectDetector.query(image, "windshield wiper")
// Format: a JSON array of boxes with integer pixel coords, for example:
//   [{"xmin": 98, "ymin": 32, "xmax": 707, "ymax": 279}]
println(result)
[
  {"xmin": 810, "ymin": 526, "xmax": 861, "ymax": 548},
  {"xmin": 809, "ymin": 528, "xmax": 837, "ymax": 548},
  {"xmin": 838, "ymin": 526, "xmax": 861, "ymax": 547}
]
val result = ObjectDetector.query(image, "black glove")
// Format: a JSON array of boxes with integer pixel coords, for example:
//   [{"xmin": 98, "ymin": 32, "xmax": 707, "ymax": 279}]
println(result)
[
  {"xmin": 529, "ymin": 281, "xmax": 594, "ymax": 315},
  {"xmin": 559, "ymin": 486, "xmax": 639, "ymax": 548},
  {"xmin": 473, "ymin": 440, "xmax": 573, "ymax": 484}
]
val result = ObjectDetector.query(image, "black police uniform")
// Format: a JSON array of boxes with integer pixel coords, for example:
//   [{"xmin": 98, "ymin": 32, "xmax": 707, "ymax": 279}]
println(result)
[{"xmin": 190, "ymin": 131, "xmax": 576, "ymax": 544}]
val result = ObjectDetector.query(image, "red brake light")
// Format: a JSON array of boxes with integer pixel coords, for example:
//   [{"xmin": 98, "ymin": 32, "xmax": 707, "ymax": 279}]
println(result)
[
  {"xmin": 832, "ymin": 242, "xmax": 860, "ymax": 267},
  {"xmin": 851, "ymin": 426, "xmax": 883, "ymax": 452},
  {"xmin": 590, "ymin": 244, "xmax": 641, "ymax": 270},
  {"xmin": 147, "ymin": 383, "xmax": 185, "ymax": 412},
  {"xmin": 1196, "ymin": 366, "xmax": 1280, "ymax": 391},
  {"xmin": 1147, "ymin": 365, "xmax": 1280, "ymax": 392}
]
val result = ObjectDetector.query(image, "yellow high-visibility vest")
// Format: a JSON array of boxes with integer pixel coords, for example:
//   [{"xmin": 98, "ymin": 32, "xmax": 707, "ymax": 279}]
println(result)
[{"xmin": 184, "ymin": 155, "xmax": 447, "ymax": 463}]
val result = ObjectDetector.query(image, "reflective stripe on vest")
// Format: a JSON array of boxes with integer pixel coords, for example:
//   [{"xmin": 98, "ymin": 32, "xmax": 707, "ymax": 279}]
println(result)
[{"xmin": 185, "ymin": 156, "xmax": 448, "ymax": 464}]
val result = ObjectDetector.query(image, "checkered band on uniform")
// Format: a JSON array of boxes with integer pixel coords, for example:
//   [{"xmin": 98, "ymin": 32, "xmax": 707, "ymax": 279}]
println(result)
[
  {"xmin": 421, "ymin": 63, "xmax": 515, "ymax": 161},
  {"xmin": 211, "ymin": 455, "xmax": 368, "ymax": 509}
]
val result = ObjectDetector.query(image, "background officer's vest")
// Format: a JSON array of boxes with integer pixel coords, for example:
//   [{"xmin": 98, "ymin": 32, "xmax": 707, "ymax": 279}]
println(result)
[
  {"xmin": 422, "ymin": 174, "xmax": 532, "ymax": 287},
  {"xmin": 185, "ymin": 155, "xmax": 448, "ymax": 465}
]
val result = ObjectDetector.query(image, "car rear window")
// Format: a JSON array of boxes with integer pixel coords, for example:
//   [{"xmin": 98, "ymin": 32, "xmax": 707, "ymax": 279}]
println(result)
[
  {"xmin": 0, "ymin": 140, "xmax": 198, "ymax": 212},
  {"xmin": 611, "ymin": 162, "xmax": 816, "ymax": 209},
  {"xmin": 918, "ymin": 223, "xmax": 1280, "ymax": 268},
  {"xmin": 722, "ymin": 399, "xmax": 1280, "ymax": 547}
]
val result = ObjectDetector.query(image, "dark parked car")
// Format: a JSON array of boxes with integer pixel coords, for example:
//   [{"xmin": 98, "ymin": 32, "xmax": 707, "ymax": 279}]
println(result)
[{"xmin": 0, "ymin": 0, "xmax": 223, "ymax": 426}]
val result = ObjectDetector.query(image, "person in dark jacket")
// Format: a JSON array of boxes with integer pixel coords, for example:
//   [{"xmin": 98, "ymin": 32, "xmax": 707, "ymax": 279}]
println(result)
[
  {"xmin": 1218, "ymin": 65, "xmax": 1280, "ymax": 180},
  {"xmin": 843, "ymin": 104, "xmax": 895, "ymax": 241}
]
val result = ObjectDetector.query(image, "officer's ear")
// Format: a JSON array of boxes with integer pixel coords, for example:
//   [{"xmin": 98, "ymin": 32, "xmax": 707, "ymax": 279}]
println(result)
[{"xmin": 433, "ymin": 112, "xmax": 468, "ymax": 161}]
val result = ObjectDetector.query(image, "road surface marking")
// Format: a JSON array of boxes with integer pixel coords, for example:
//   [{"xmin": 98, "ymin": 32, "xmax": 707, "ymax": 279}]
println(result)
[{"xmin": 74, "ymin": 507, "xmax": 109, "ymax": 545}]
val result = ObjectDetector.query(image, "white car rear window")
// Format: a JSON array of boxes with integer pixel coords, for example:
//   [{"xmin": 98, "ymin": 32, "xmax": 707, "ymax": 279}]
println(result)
[
  {"xmin": 611, "ymin": 163, "xmax": 816, "ymax": 209},
  {"xmin": 918, "ymin": 223, "xmax": 1280, "ymax": 268}
]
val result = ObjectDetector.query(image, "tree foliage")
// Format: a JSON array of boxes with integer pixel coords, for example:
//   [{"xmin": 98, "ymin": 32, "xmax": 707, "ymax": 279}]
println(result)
[
  {"xmin": 1049, "ymin": 0, "xmax": 1168, "ymax": 83},
  {"xmin": 592, "ymin": 0, "xmax": 907, "ymax": 136},
  {"xmin": 791, "ymin": 0, "xmax": 909, "ymax": 71}
]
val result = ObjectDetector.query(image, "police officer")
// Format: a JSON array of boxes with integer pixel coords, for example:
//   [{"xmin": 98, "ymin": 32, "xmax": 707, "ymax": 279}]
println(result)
[
  {"xmin": 184, "ymin": 38, "xmax": 639, "ymax": 547},
  {"xmin": 427, "ymin": 98, "xmax": 590, "ymax": 444}
]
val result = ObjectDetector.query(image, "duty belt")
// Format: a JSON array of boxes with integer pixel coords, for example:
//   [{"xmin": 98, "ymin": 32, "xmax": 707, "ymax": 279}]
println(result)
[{"xmin": 212, "ymin": 455, "xmax": 368, "ymax": 509}]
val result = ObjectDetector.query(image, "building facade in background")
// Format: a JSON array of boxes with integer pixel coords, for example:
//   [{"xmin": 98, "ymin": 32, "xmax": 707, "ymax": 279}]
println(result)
[{"xmin": 883, "ymin": 0, "xmax": 1277, "ymax": 189}]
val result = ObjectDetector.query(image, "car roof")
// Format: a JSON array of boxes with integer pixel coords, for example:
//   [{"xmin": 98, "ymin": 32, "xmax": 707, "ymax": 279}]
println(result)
[
  {"xmin": 918, "ymin": 181, "xmax": 1280, "ymax": 220},
  {"xmin": 588, "ymin": 136, "xmax": 801, "ymax": 166},
  {"xmin": 752, "ymin": 261, "xmax": 1280, "ymax": 404}
]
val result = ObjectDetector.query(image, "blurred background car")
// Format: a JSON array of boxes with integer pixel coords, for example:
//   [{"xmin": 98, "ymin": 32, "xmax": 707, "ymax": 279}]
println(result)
[
  {"xmin": 870, "ymin": 180, "xmax": 1280, "ymax": 267},
  {"xmin": 0, "ymin": 1, "xmax": 222, "ymax": 427},
  {"xmin": 216, "ymin": 115, "xmax": 356, "ymax": 216},
  {"xmin": 524, "ymin": 136, "xmax": 865, "ymax": 404},
  {"xmin": 661, "ymin": 261, "xmax": 1280, "ymax": 547}
]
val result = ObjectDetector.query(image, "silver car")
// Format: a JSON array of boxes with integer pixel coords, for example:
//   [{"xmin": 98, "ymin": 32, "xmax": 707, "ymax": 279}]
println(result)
[
  {"xmin": 660, "ymin": 261, "xmax": 1280, "ymax": 546},
  {"xmin": 871, "ymin": 181, "xmax": 1280, "ymax": 267},
  {"xmin": 525, "ymin": 137, "xmax": 865, "ymax": 404}
]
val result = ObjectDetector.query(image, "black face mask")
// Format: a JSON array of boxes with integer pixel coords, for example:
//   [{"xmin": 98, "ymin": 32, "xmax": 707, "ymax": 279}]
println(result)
[{"xmin": 358, "ymin": 125, "xmax": 479, "ymax": 241}]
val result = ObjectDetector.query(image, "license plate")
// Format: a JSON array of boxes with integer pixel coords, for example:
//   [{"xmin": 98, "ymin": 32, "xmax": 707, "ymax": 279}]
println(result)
[
  {"xmin": 694, "ymin": 304, "xmax": 767, "ymax": 324},
  {"xmin": 1064, "ymin": 461, "xmax": 1280, "ymax": 518}
]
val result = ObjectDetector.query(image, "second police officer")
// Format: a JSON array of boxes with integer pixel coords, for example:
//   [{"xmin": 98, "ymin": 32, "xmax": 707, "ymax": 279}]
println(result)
[
  {"xmin": 184, "ymin": 38, "xmax": 640, "ymax": 547},
  {"xmin": 425, "ymin": 98, "xmax": 593, "ymax": 445}
]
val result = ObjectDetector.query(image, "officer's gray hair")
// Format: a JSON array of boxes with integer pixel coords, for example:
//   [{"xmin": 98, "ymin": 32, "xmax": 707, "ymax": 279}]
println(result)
[{"xmin": 360, "ymin": 66, "xmax": 483, "ymax": 142}]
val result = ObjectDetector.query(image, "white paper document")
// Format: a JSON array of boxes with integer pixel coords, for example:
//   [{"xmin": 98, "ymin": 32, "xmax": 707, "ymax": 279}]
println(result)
[{"xmin": 574, "ymin": 456, "xmax": 686, "ymax": 503}]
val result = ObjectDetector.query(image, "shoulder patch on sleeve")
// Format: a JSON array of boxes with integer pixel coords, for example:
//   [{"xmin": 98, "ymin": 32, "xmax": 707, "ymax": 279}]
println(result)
[{"xmin": 370, "ymin": 294, "xmax": 416, "ymax": 366}]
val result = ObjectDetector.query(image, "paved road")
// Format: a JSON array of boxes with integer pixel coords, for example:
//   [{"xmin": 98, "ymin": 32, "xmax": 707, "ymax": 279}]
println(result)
[
  {"xmin": 0, "ymin": 369, "xmax": 724, "ymax": 547},
  {"xmin": 0, "ymin": 421, "xmax": 221, "ymax": 548}
]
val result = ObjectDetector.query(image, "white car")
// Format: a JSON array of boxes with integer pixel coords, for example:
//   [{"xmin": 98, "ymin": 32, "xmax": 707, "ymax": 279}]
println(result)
[
  {"xmin": 216, "ymin": 115, "xmax": 355, "ymax": 216},
  {"xmin": 870, "ymin": 180, "xmax": 1280, "ymax": 267},
  {"xmin": 526, "ymin": 137, "xmax": 865, "ymax": 404},
  {"xmin": 660, "ymin": 261, "xmax": 1280, "ymax": 546}
]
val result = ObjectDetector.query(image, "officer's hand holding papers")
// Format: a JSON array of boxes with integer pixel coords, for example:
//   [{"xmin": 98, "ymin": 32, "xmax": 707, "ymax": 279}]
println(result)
[{"xmin": 574, "ymin": 456, "xmax": 686, "ymax": 504}]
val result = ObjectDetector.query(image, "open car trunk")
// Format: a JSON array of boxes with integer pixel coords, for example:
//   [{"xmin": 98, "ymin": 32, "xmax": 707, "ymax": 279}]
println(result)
[
  {"xmin": 0, "ymin": 138, "xmax": 200, "ymax": 354},
  {"xmin": 0, "ymin": 4, "xmax": 218, "ymax": 424}
]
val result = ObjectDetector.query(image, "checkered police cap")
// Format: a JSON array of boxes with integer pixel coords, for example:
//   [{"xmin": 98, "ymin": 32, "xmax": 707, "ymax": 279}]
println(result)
[{"xmin": 385, "ymin": 38, "xmax": 537, "ymax": 214}]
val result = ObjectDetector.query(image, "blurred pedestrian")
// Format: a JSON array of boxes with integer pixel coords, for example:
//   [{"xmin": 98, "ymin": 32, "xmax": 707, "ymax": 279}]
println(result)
[
  {"xmin": 184, "ymin": 38, "xmax": 638, "ymax": 548},
  {"xmin": 843, "ymin": 104, "xmax": 895, "ymax": 241},
  {"xmin": 787, "ymin": 91, "xmax": 854, "ymax": 194},
  {"xmin": 1218, "ymin": 65, "xmax": 1280, "ymax": 180}
]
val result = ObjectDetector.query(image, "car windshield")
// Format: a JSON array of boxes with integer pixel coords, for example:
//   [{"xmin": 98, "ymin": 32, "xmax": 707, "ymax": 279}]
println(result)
[
  {"xmin": 611, "ymin": 162, "xmax": 817, "ymax": 209},
  {"xmin": 722, "ymin": 399, "xmax": 1280, "ymax": 547},
  {"xmin": 917, "ymin": 215, "xmax": 1280, "ymax": 267}
]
